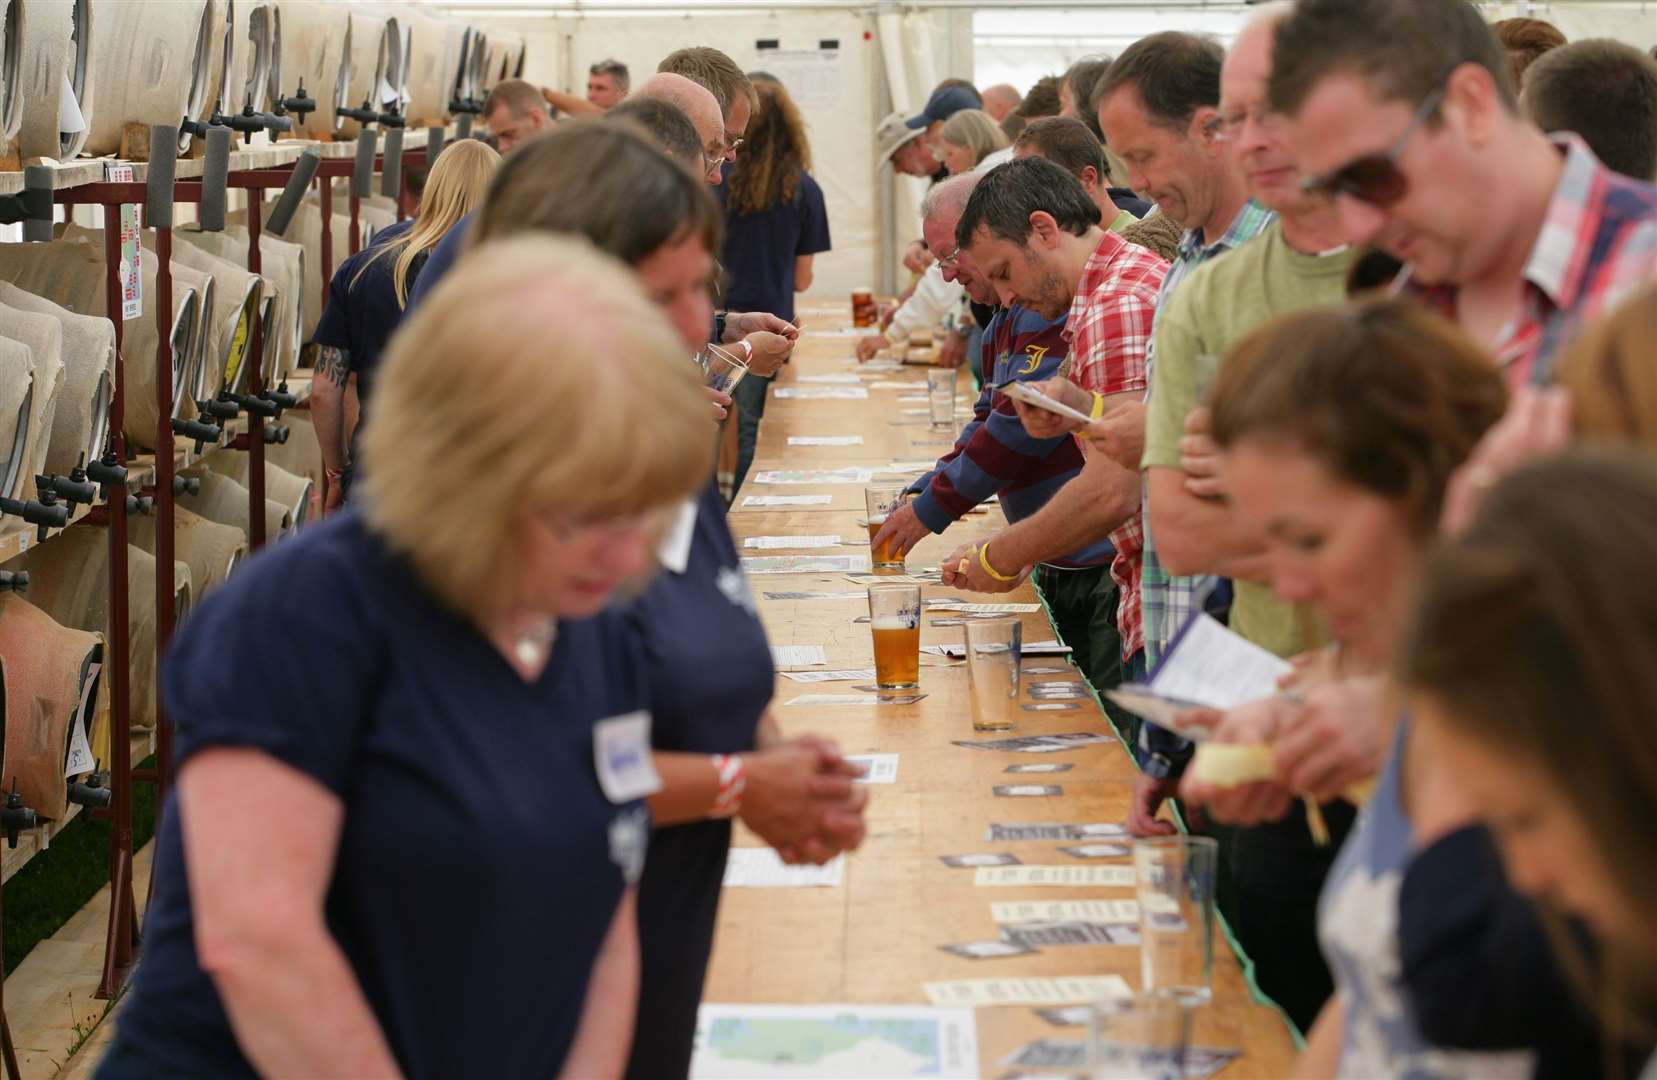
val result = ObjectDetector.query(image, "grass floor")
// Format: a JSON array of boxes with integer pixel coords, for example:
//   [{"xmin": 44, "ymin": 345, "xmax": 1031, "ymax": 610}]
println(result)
[{"xmin": 4, "ymin": 759, "xmax": 159, "ymax": 975}]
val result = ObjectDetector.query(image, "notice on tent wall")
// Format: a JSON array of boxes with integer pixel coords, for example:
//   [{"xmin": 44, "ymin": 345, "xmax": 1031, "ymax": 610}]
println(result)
[
  {"xmin": 105, "ymin": 164, "xmax": 142, "ymax": 320},
  {"xmin": 756, "ymin": 45, "xmax": 842, "ymax": 110}
]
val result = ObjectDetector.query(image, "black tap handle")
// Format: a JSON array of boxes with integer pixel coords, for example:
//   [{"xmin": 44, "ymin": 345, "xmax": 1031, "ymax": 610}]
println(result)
[
  {"xmin": 174, "ymin": 474, "xmax": 201, "ymax": 497},
  {"xmin": 264, "ymin": 423, "xmax": 290, "ymax": 445}
]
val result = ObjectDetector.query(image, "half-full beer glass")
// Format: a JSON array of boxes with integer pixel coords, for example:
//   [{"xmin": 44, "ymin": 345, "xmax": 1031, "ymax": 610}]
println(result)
[
  {"xmin": 864, "ymin": 485, "xmax": 908, "ymax": 573},
  {"xmin": 867, "ymin": 583, "xmax": 921, "ymax": 690}
]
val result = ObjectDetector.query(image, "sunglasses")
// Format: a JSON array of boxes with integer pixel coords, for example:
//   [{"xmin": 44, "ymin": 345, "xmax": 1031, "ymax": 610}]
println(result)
[{"xmin": 1299, "ymin": 88, "xmax": 1444, "ymax": 206}]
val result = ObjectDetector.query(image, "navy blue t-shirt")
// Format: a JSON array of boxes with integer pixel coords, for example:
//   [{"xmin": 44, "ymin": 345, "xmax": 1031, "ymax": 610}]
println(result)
[
  {"xmin": 621, "ymin": 477, "xmax": 774, "ymax": 1079},
  {"xmin": 111, "ymin": 512, "xmax": 650, "ymax": 1079},
  {"xmin": 311, "ymin": 218, "xmax": 414, "ymax": 419},
  {"xmin": 716, "ymin": 165, "xmax": 831, "ymax": 325},
  {"xmin": 405, "ymin": 211, "xmax": 473, "ymax": 315}
]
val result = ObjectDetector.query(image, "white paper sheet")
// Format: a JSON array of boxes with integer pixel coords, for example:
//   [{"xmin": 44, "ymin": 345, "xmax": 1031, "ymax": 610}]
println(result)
[
  {"xmin": 921, "ymin": 976, "xmax": 1132, "ymax": 1008},
  {"xmin": 741, "ymin": 555, "xmax": 870, "ymax": 575},
  {"xmin": 788, "ymin": 435, "xmax": 865, "ymax": 446},
  {"xmin": 771, "ymin": 644, "xmax": 829, "ymax": 668},
  {"xmin": 795, "ymin": 374, "xmax": 864, "ymax": 384},
  {"xmin": 723, "ymin": 848, "xmax": 845, "ymax": 887},
  {"xmin": 743, "ymin": 495, "xmax": 833, "ymax": 507},
  {"xmin": 1148, "ymin": 612, "xmax": 1293, "ymax": 708},
  {"xmin": 973, "ymin": 865, "xmax": 1137, "ymax": 888}
]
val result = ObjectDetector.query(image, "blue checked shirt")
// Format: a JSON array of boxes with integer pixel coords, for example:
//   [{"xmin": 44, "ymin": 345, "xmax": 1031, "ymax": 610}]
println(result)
[{"xmin": 1136, "ymin": 201, "xmax": 1276, "ymax": 765}]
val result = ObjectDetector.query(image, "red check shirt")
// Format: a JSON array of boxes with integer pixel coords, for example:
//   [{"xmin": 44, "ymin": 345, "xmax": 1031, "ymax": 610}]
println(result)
[{"xmin": 1060, "ymin": 230, "xmax": 1168, "ymax": 662}]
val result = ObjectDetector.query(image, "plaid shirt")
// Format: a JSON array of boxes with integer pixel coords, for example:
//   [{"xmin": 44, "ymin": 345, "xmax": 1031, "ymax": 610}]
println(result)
[
  {"xmin": 1412, "ymin": 135, "xmax": 1657, "ymax": 388},
  {"xmin": 1139, "ymin": 200, "xmax": 1277, "ymax": 672},
  {"xmin": 1060, "ymin": 230, "xmax": 1169, "ymax": 661}
]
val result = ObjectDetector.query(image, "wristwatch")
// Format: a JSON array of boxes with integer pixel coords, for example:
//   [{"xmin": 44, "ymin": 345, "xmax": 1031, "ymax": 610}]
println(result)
[{"xmin": 1143, "ymin": 752, "xmax": 1181, "ymax": 780}]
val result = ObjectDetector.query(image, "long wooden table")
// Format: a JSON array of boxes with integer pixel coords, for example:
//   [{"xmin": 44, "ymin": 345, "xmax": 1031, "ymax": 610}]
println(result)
[{"xmin": 700, "ymin": 302, "xmax": 1297, "ymax": 1078}]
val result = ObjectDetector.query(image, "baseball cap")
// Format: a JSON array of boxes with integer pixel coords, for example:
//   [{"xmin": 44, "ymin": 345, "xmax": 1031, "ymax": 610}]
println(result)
[
  {"xmin": 875, "ymin": 109, "xmax": 924, "ymax": 165},
  {"xmin": 905, "ymin": 84, "xmax": 982, "ymax": 129}
]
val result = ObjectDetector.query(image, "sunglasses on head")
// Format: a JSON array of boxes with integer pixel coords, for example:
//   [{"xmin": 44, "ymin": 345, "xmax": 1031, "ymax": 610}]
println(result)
[{"xmin": 1300, "ymin": 87, "xmax": 1444, "ymax": 207}]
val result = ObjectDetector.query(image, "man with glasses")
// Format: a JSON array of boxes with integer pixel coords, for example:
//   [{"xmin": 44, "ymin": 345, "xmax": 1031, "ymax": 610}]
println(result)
[
  {"xmin": 1100, "ymin": 3, "xmax": 1361, "ymax": 1034},
  {"xmin": 1270, "ymin": 0, "xmax": 1657, "ymax": 387},
  {"xmin": 658, "ymin": 47, "xmax": 756, "ymax": 168}
]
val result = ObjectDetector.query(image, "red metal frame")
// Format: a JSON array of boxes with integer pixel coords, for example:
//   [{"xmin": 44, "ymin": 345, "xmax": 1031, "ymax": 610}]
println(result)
[{"xmin": 37, "ymin": 137, "xmax": 428, "ymax": 1001}]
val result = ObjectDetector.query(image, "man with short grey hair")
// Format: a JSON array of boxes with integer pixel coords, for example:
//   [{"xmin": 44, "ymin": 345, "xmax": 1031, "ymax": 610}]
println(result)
[{"xmin": 541, "ymin": 59, "xmax": 631, "ymax": 115}]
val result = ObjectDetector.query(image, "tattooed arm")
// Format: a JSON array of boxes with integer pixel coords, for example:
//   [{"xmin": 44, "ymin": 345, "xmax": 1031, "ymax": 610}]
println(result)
[{"xmin": 309, "ymin": 344, "xmax": 352, "ymax": 512}]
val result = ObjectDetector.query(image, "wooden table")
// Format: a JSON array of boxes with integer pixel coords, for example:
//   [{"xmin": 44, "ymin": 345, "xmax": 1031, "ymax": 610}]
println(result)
[{"xmin": 699, "ymin": 304, "xmax": 1299, "ymax": 1076}]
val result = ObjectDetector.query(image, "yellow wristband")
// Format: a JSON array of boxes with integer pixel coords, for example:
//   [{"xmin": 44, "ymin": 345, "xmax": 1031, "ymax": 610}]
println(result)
[
  {"xmin": 1089, "ymin": 391, "xmax": 1107, "ymax": 420},
  {"xmin": 978, "ymin": 543, "xmax": 1019, "ymax": 583}
]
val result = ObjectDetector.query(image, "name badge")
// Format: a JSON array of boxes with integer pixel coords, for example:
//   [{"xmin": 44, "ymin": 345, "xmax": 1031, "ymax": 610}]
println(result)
[
  {"xmin": 658, "ymin": 498, "xmax": 699, "ymax": 575},
  {"xmin": 593, "ymin": 711, "xmax": 663, "ymax": 803}
]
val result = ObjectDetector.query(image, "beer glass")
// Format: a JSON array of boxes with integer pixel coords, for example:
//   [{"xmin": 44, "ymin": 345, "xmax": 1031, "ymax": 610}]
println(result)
[
  {"xmin": 928, "ymin": 368, "xmax": 955, "ymax": 428},
  {"xmin": 1087, "ymin": 992, "xmax": 1192, "ymax": 1080},
  {"xmin": 852, "ymin": 287, "xmax": 876, "ymax": 327},
  {"xmin": 695, "ymin": 342, "xmax": 749, "ymax": 395},
  {"xmin": 867, "ymin": 583, "xmax": 921, "ymax": 691},
  {"xmin": 864, "ymin": 485, "xmax": 908, "ymax": 572},
  {"xmin": 1134, "ymin": 836, "xmax": 1219, "ymax": 1006},
  {"xmin": 964, "ymin": 618, "xmax": 1021, "ymax": 732}
]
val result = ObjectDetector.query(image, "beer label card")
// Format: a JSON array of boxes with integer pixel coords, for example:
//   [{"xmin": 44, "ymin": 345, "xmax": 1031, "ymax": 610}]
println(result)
[
  {"xmin": 771, "ymin": 387, "xmax": 870, "ymax": 400},
  {"xmin": 938, "ymin": 940, "xmax": 1037, "ymax": 961},
  {"xmin": 1034, "ymin": 1006, "xmax": 1095, "ymax": 1028},
  {"xmin": 771, "ymin": 644, "xmax": 828, "ymax": 668},
  {"xmin": 779, "ymin": 668, "xmax": 877, "ymax": 683},
  {"xmin": 751, "ymin": 467, "xmax": 875, "ymax": 484},
  {"xmin": 921, "ymin": 975, "xmax": 1132, "ymax": 1008},
  {"xmin": 742, "ymin": 494, "xmax": 832, "ymax": 507},
  {"xmin": 1005, "ymin": 763, "xmax": 1074, "ymax": 774},
  {"xmin": 993, "ymin": 899, "xmax": 1140, "ymax": 925},
  {"xmin": 795, "ymin": 374, "xmax": 863, "ymax": 384},
  {"xmin": 763, "ymin": 591, "xmax": 866, "ymax": 602},
  {"xmin": 927, "ymin": 602, "xmax": 1044, "ymax": 614},
  {"xmin": 846, "ymin": 753, "xmax": 899, "ymax": 784},
  {"xmin": 788, "ymin": 434, "xmax": 864, "ymax": 445},
  {"xmin": 743, "ymin": 535, "xmax": 850, "ymax": 550},
  {"xmin": 973, "ymin": 865, "xmax": 1137, "ymax": 888},
  {"xmin": 983, "ymin": 822, "xmax": 1128, "ymax": 842},
  {"xmin": 742, "ymin": 555, "xmax": 870, "ymax": 575},
  {"xmin": 1001, "ymin": 1039, "xmax": 1087, "ymax": 1071},
  {"xmin": 940, "ymin": 853, "xmax": 1022, "ymax": 868},
  {"xmin": 1057, "ymin": 843, "xmax": 1132, "ymax": 860},
  {"xmin": 786, "ymin": 693, "xmax": 928, "ymax": 706},
  {"xmin": 993, "ymin": 785, "xmax": 1064, "ymax": 798}
]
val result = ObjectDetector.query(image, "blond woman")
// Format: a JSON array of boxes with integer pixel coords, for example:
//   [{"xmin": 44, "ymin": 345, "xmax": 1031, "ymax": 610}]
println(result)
[
  {"xmin": 102, "ymin": 236, "xmax": 712, "ymax": 1078},
  {"xmin": 310, "ymin": 138, "xmax": 501, "ymax": 510}
]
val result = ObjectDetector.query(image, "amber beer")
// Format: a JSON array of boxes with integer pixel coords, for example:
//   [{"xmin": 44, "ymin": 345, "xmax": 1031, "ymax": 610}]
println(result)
[
  {"xmin": 864, "ymin": 485, "xmax": 908, "ymax": 572},
  {"xmin": 852, "ymin": 287, "xmax": 877, "ymax": 328},
  {"xmin": 867, "ymin": 583, "xmax": 922, "ymax": 691},
  {"xmin": 871, "ymin": 618, "xmax": 921, "ymax": 689},
  {"xmin": 866, "ymin": 515, "xmax": 903, "ymax": 571}
]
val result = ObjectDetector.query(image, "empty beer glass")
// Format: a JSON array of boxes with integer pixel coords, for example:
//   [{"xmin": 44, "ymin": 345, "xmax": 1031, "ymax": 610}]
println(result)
[
  {"xmin": 864, "ymin": 485, "xmax": 908, "ymax": 573},
  {"xmin": 867, "ymin": 583, "xmax": 921, "ymax": 691},
  {"xmin": 1087, "ymin": 992, "xmax": 1192, "ymax": 1080},
  {"xmin": 964, "ymin": 618, "xmax": 1021, "ymax": 732},
  {"xmin": 695, "ymin": 342, "xmax": 750, "ymax": 395},
  {"xmin": 1135, "ymin": 835, "xmax": 1219, "ymax": 1006},
  {"xmin": 928, "ymin": 368, "xmax": 955, "ymax": 428}
]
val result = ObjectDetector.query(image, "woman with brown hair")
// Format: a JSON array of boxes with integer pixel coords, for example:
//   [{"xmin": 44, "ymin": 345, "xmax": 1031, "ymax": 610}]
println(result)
[
  {"xmin": 718, "ymin": 77, "xmax": 832, "ymax": 493},
  {"xmin": 1403, "ymin": 448, "xmax": 1657, "ymax": 1080},
  {"xmin": 1178, "ymin": 296, "xmax": 1634, "ymax": 1077}
]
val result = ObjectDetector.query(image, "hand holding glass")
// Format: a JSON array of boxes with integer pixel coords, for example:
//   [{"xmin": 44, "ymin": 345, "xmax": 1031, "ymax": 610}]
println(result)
[
  {"xmin": 695, "ymin": 341, "xmax": 750, "ymax": 395},
  {"xmin": 864, "ymin": 485, "xmax": 908, "ymax": 572}
]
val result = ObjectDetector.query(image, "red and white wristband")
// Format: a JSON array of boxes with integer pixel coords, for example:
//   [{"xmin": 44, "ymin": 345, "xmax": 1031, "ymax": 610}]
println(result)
[{"xmin": 710, "ymin": 754, "xmax": 747, "ymax": 818}]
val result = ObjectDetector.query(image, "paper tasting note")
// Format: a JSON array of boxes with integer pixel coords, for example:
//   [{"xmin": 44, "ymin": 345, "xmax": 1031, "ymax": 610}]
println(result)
[
  {"xmin": 743, "ymin": 535, "xmax": 849, "ymax": 550},
  {"xmin": 771, "ymin": 644, "xmax": 828, "ymax": 668},
  {"xmin": 922, "ymin": 975, "xmax": 1132, "ymax": 1008},
  {"xmin": 762, "ymin": 591, "xmax": 865, "ymax": 601},
  {"xmin": 779, "ymin": 668, "xmax": 877, "ymax": 683},
  {"xmin": 973, "ymin": 865, "xmax": 1136, "ymax": 888},
  {"xmin": 751, "ymin": 468, "xmax": 875, "ymax": 485},
  {"xmin": 1000, "ymin": 380, "xmax": 1097, "ymax": 425},
  {"xmin": 1106, "ymin": 612, "xmax": 1293, "ymax": 737},
  {"xmin": 743, "ymin": 494, "xmax": 833, "ymax": 508},
  {"xmin": 795, "ymin": 374, "xmax": 863, "ymax": 384},
  {"xmin": 722, "ymin": 848, "xmax": 845, "ymax": 887},
  {"xmin": 846, "ymin": 753, "xmax": 899, "ymax": 783},
  {"xmin": 788, "ymin": 434, "xmax": 865, "ymax": 445},
  {"xmin": 689, "ymin": 1004, "xmax": 979, "ymax": 1080},
  {"xmin": 993, "ymin": 899, "xmax": 1141, "ymax": 925}
]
